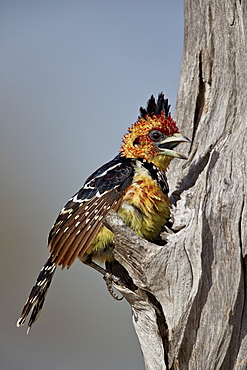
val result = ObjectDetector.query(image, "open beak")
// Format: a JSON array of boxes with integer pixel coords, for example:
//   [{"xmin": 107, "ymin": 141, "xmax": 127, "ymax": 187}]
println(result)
[{"xmin": 156, "ymin": 133, "xmax": 190, "ymax": 159}]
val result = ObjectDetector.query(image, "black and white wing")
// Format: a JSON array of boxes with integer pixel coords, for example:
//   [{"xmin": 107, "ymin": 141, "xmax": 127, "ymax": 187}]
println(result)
[{"xmin": 48, "ymin": 154, "xmax": 134, "ymax": 268}]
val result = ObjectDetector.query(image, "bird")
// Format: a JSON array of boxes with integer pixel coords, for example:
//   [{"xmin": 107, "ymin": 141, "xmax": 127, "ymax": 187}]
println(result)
[{"xmin": 17, "ymin": 93, "xmax": 189, "ymax": 333}]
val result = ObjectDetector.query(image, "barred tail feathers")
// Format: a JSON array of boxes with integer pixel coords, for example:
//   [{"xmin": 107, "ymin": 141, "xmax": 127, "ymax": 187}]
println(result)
[{"xmin": 16, "ymin": 255, "xmax": 56, "ymax": 333}]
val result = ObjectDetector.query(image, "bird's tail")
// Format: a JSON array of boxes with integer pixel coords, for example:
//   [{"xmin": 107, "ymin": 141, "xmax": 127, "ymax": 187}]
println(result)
[{"xmin": 16, "ymin": 254, "xmax": 56, "ymax": 333}]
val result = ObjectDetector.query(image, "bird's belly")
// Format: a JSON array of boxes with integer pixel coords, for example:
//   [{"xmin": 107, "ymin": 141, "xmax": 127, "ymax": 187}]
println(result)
[
  {"xmin": 118, "ymin": 191, "xmax": 169, "ymax": 240},
  {"xmin": 84, "ymin": 177, "xmax": 170, "ymax": 263}
]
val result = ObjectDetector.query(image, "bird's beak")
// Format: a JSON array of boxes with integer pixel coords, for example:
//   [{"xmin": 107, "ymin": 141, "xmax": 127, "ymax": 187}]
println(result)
[{"xmin": 156, "ymin": 133, "xmax": 190, "ymax": 159}]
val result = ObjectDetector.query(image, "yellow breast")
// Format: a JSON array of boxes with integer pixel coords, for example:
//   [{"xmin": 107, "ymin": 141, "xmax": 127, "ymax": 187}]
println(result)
[
  {"xmin": 84, "ymin": 161, "xmax": 170, "ymax": 263},
  {"xmin": 119, "ymin": 161, "xmax": 170, "ymax": 240}
]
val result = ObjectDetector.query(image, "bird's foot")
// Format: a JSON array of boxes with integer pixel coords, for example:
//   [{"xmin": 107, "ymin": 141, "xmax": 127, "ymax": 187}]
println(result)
[{"xmin": 103, "ymin": 273, "xmax": 123, "ymax": 301}]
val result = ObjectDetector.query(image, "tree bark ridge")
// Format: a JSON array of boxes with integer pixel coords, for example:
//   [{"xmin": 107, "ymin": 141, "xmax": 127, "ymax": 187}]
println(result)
[{"xmin": 105, "ymin": 1, "xmax": 247, "ymax": 368}]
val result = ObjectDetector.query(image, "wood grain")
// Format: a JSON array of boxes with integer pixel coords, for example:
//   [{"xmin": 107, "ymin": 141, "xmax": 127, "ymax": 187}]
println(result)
[{"xmin": 104, "ymin": 1, "xmax": 247, "ymax": 368}]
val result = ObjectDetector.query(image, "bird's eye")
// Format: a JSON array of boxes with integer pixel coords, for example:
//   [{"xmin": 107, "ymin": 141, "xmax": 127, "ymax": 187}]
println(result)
[
  {"xmin": 133, "ymin": 138, "xmax": 139, "ymax": 147},
  {"xmin": 149, "ymin": 130, "xmax": 163, "ymax": 142}
]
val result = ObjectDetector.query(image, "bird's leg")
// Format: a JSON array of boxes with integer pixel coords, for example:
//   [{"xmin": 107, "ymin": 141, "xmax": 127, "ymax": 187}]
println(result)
[
  {"xmin": 83, "ymin": 259, "xmax": 107, "ymax": 275},
  {"xmin": 83, "ymin": 259, "xmax": 123, "ymax": 301}
]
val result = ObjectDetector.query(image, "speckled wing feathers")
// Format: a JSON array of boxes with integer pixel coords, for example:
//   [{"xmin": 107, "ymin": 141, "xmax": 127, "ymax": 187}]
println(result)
[{"xmin": 48, "ymin": 155, "xmax": 134, "ymax": 268}]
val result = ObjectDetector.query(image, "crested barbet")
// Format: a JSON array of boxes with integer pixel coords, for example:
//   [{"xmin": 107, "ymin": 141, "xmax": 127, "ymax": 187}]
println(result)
[{"xmin": 17, "ymin": 93, "xmax": 189, "ymax": 333}]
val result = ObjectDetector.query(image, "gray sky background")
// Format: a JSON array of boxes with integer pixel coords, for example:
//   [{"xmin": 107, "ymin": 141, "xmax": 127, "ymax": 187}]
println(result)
[{"xmin": 0, "ymin": 1, "xmax": 184, "ymax": 369}]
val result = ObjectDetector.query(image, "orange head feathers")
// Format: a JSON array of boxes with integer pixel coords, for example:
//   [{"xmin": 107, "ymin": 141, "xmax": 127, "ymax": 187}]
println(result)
[{"xmin": 121, "ymin": 93, "xmax": 189, "ymax": 166}]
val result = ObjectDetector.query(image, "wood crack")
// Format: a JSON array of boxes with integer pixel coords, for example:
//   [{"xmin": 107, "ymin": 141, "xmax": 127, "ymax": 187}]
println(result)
[
  {"xmin": 145, "ymin": 291, "xmax": 169, "ymax": 368},
  {"xmin": 190, "ymin": 51, "xmax": 206, "ymax": 149},
  {"xmin": 239, "ymin": 195, "xmax": 245, "ymax": 258}
]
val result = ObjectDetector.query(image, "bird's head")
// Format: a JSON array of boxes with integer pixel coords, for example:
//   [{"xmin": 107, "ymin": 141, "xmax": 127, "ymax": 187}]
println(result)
[{"xmin": 120, "ymin": 93, "xmax": 190, "ymax": 171}]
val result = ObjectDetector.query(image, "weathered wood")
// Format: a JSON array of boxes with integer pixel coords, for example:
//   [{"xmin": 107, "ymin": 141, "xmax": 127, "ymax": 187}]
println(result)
[{"xmin": 105, "ymin": 1, "xmax": 247, "ymax": 369}]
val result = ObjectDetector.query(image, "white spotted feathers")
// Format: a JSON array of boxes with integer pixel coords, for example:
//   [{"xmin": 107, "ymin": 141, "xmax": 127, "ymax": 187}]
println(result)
[
  {"xmin": 16, "ymin": 255, "xmax": 56, "ymax": 333},
  {"xmin": 47, "ymin": 154, "xmax": 134, "ymax": 268}
]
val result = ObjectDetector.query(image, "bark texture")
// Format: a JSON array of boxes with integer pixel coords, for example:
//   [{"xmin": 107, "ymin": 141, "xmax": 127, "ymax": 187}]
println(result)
[{"xmin": 105, "ymin": 1, "xmax": 247, "ymax": 369}]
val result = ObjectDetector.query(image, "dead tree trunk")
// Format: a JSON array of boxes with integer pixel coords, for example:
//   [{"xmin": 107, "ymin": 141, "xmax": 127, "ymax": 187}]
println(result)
[{"xmin": 105, "ymin": 1, "xmax": 247, "ymax": 369}]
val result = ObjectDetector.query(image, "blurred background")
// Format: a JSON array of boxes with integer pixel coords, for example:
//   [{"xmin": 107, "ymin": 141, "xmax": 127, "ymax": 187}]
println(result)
[{"xmin": 0, "ymin": 1, "xmax": 183, "ymax": 369}]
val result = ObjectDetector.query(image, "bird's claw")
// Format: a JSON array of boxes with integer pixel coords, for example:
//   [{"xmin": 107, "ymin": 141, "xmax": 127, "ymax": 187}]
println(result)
[{"xmin": 103, "ymin": 273, "xmax": 124, "ymax": 301}]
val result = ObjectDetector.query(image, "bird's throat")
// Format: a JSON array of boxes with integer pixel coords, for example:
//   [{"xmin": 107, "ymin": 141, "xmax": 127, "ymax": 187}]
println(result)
[{"xmin": 150, "ymin": 154, "xmax": 172, "ymax": 171}]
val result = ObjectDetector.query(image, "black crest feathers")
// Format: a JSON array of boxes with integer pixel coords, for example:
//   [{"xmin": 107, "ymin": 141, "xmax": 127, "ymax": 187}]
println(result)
[{"xmin": 139, "ymin": 93, "xmax": 171, "ymax": 119}]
